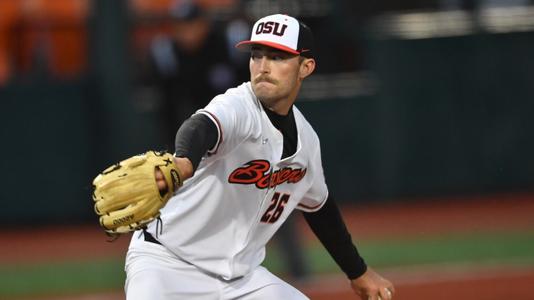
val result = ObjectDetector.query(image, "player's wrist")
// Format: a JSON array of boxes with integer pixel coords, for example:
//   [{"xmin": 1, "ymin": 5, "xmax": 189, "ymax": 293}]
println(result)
[
  {"xmin": 173, "ymin": 156, "xmax": 193, "ymax": 182},
  {"xmin": 154, "ymin": 152, "xmax": 183, "ymax": 195},
  {"xmin": 347, "ymin": 257, "xmax": 368, "ymax": 280}
]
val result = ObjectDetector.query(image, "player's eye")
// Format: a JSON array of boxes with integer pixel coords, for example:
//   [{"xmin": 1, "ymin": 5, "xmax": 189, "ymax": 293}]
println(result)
[
  {"xmin": 268, "ymin": 52, "xmax": 292, "ymax": 61},
  {"xmin": 251, "ymin": 51, "xmax": 263, "ymax": 60}
]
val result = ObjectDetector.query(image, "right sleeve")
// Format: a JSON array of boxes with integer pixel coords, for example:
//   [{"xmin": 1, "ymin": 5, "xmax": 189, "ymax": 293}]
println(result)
[
  {"xmin": 197, "ymin": 93, "xmax": 253, "ymax": 157},
  {"xmin": 174, "ymin": 113, "xmax": 218, "ymax": 171}
]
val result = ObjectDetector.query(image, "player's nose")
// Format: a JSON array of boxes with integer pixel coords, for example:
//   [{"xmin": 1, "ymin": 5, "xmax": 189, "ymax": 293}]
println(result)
[{"xmin": 258, "ymin": 57, "xmax": 270, "ymax": 73}]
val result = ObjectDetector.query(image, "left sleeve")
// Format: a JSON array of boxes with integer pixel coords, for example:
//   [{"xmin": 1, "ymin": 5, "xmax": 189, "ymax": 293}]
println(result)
[{"xmin": 297, "ymin": 139, "xmax": 328, "ymax": 212}]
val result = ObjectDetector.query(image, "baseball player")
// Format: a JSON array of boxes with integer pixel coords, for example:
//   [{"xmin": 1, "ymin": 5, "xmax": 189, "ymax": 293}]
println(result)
[{"xmin": 124, "ymin": 14, "xmax": 394, "ymax": 300}]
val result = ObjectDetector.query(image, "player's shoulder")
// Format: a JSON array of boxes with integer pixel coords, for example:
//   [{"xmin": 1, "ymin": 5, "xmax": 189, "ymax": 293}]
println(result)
[
  {"xmin": 213, "ymin": 82, "xmax": 255, "ymax": 103},
  {"xmin": 209, "ymin": 82, "xmax": 259, "ymax": 111}
]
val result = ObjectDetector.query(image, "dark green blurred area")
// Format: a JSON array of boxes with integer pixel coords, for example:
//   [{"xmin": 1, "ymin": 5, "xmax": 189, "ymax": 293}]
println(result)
[
  {"xmin": 303, "ymin": 31, "xmax": 534, "ymax": 201},
  {"xmin": 1, "ymin": 1, "xmax": 534, "ymax": 225}
]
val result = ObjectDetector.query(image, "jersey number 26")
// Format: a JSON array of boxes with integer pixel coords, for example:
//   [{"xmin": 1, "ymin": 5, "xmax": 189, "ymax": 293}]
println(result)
[{"xmin": 261, "ymin": 192, "xmax": 290, "ymax": 224}]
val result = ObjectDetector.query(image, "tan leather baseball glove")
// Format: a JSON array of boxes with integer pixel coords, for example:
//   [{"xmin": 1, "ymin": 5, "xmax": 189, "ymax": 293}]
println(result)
[{"xmin": 92, "ymin": 151, "xmax": 182, "ymax": 235}]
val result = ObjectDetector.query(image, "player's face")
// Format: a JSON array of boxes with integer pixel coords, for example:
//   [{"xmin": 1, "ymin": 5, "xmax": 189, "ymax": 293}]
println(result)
[{"xmin": 249, "ymin": 46, "xmax": 308, "ymax": 114}]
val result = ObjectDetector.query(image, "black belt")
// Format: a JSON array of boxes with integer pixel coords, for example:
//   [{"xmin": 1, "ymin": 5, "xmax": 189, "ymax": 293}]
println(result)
[{"xmin": 143, "ymin": 231, "xmax": 162, "ymax": 245}]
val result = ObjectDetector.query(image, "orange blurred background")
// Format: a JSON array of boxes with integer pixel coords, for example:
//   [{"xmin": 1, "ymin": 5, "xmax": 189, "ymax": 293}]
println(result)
[{"xmin": 0, "ymin": 0, "xmax": 236, "ymax": 85}]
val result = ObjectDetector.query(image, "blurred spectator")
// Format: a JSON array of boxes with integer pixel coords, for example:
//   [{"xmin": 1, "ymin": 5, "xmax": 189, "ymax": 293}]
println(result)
[{"xmin": 139, "ymin": 0, "xmax": 249, "ymax": 149}]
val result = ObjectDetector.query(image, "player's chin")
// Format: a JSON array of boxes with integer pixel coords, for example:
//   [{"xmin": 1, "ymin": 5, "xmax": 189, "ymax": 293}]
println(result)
[{"xmin": 252, "ymin": 85, "xmax": 275, "ymax": 100}]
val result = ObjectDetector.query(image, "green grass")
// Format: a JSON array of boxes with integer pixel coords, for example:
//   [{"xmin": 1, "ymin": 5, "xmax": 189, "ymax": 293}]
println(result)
[
  {"xmin": 359, "ymin": 231, "xmax": 534, "ymax": 267},
  {"xmin": 0, "ymin": 258, "xmax": 125, "ymax": 298},
  {"xmin": 264, "ymin": 230, "xmax": 534, "ymax": 274},
  {"xmin": 2, "ymin": 230, "xmax": 534, "ymax": 298}
]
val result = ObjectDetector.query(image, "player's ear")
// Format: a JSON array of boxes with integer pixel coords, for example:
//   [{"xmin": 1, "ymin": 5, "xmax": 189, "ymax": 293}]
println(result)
[{"xmin": 299, "ymin": 57, "xmax": 315, "ymax": 80}]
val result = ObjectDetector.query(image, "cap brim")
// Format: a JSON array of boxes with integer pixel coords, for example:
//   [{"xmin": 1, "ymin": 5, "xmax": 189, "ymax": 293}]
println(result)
[{"xmin": 235, "ymin": 40, "xmax": 300, "ymax": 55}]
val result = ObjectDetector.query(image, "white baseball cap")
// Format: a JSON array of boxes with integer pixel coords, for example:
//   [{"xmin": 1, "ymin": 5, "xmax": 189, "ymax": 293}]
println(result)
[{"xmin": 235, "ymin": 14, "xmax": 315, "ymax": 58}]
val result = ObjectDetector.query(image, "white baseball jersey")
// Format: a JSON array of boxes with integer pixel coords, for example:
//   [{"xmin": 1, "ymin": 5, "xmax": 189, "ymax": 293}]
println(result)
[{"xmin": 141, "ymin": 81, "xmax": 328, "ymax": 280}]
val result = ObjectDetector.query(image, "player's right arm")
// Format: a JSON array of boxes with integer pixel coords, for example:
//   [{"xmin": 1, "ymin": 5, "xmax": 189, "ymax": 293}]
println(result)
[
  {"xmin": 156, "ymin": 157, "xmax": 193, "ymax": 191},
  {"xmin": 156, "ymin": 86, "xmax": 253, "ymax": 193},
  {"xmin": 156, "ymin": 113, "xmax": 219, "ymax": 192}
]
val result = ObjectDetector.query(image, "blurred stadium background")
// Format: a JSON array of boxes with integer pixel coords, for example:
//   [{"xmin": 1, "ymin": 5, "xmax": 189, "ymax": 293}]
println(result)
[{"xmin": 1, "ymin": 0, "xmax": 534, "ymax": 299}]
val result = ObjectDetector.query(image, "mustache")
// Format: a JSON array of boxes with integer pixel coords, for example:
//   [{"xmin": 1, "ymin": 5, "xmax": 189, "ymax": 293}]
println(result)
[{"xmin": 254, "ymin": 76, "xmax": 277, "ymax": 85}]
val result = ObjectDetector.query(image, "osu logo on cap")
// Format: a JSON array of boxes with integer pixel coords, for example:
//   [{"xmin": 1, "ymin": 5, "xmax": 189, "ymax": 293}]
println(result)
[{"xmin": 255, "ymin": 21, "xmax": 288, "ymax": 36}]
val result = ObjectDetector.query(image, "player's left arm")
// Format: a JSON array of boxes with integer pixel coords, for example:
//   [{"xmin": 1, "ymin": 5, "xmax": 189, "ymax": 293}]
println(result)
[{"xmin": 302, "ymin": 197, "xmax": 394, "ymax": 300}]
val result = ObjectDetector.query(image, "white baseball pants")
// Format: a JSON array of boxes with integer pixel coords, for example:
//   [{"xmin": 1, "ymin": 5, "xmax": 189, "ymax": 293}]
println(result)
[{"xmin": 124, "ymin": 237, "xmax": 309, "ymax": 300}]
